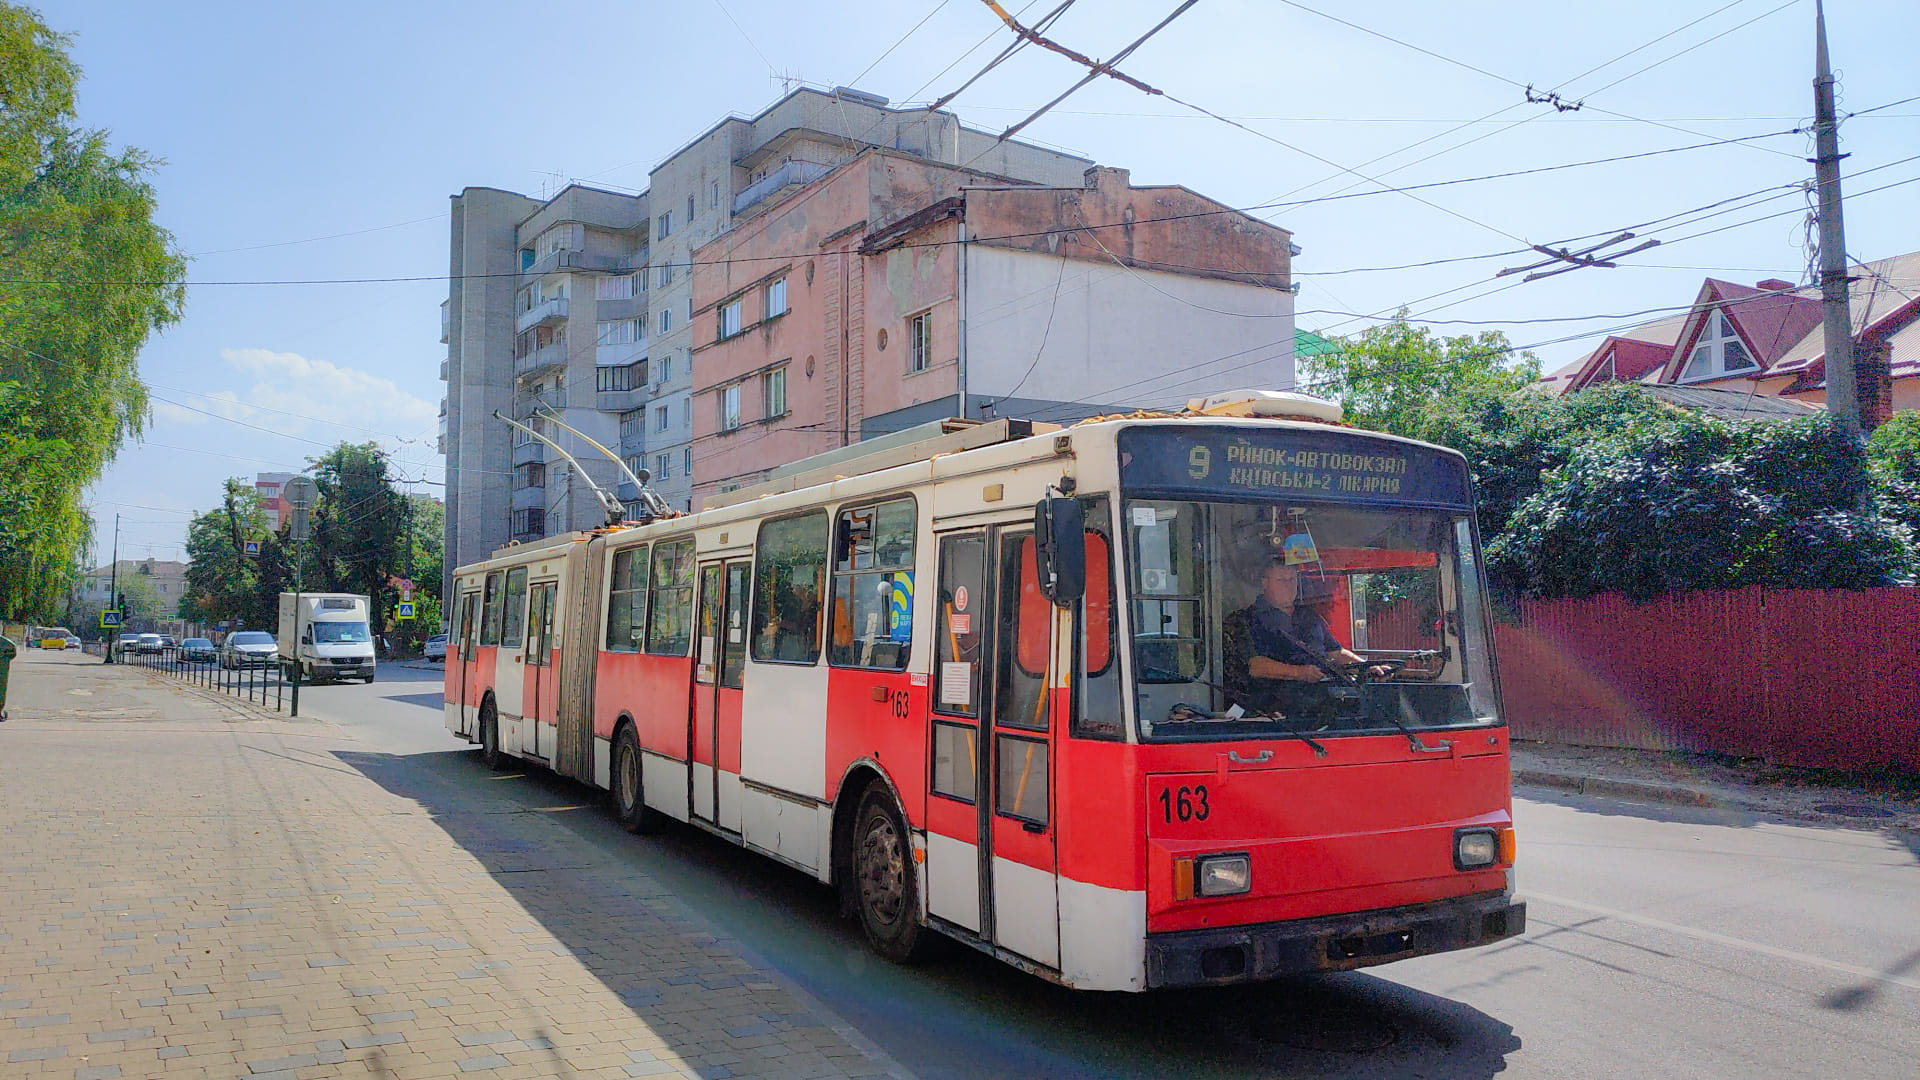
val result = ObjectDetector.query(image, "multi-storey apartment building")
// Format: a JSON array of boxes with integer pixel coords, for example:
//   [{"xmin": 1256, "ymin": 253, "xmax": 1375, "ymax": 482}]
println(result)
[
  {"xmin": 688, "ymin": 155, "xmax": 1297, "ymax": 507},
  {"xmin": 440, "ymin": 87, "xmax": 1093, "ymax": 587}
]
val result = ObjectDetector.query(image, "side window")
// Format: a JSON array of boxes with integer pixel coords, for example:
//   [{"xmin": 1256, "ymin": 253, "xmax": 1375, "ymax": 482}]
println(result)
[
  {"xmin": 604, "ymin": 544, "xmax": 648, "ymax": 652},
  {"xmin": 480, "ymin": 571, "xmax": 503, "ymax": 646},
  {"xmin": 646, "ymin": 539, "xmax": 695, "ymax": 655},
  {"xmin": 751, "ymin": 510, "xmax": 827, "ymax": 664},
  {"xmin": 501, "ymin": 567, "xmax": 528, "ymax": 646},
  {"xmin": 459, "ymin": 592, "xmax": 479, "ymax": 661},
  {"xmin": 1074, "ymin": 495, "xmax": 1123, "ymax": 739},
  {"xmin": 828, "ymin": 497, "xmax": 915, "ymax": 671}
]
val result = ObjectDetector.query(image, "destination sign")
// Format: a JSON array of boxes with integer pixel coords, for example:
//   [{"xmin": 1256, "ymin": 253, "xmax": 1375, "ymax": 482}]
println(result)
[{"xmin": 1116, "ymin": 425, "xmax": 1472, "ymax": 508}]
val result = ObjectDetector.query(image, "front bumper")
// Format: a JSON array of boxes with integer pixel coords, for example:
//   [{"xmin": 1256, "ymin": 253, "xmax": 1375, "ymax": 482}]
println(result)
[{"xmin": 1145, "ymin": 892, "xmax": 1525, "ymax": 988}]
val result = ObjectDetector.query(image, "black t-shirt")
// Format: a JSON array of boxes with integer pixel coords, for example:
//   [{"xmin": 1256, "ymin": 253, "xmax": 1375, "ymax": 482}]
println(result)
[{"xmin": 1223, "ymin": 599, "xmax": 1341, "ymax": 710}]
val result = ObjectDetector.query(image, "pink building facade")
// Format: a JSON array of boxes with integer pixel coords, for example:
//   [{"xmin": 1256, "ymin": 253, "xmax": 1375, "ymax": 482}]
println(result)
[{"xmin": 689, "ymin": 151, "xmax": 1297, "ymax": 507}]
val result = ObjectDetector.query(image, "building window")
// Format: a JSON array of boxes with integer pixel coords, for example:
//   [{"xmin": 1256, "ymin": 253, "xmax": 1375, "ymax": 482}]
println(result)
[
  {"xmin": 624, "ymin": 454, "xmax": 644, "ymax": 479},
  {"xmin": 719, "ymin": 299, "xmax": 742, "ymax": 339},
  {"xmin": 687, "ymin": 193, "xmax": 695, "ymax": 221},
  {"xmin": 828, "ymin": 497, "xmax": 916, "ymax": 671},
  {"xmin": 683, "ymin": 446, "xmax": 692, "ymax": 475},
  {"xmin": 597, "ymin": 318, "xmax": 640, "ymax": 346},
  {"xmin": 908, "ymin": 311, "xmax": 932, "ymax": 373},
  {"xmin": 659, "ymin": 308, "xmax": 671, "ymax": 335},
  {"xmin": 597, "ymin": 274, "xmax": 635, "ymax": 301},
  {"xmin": 513, "ymin": 509, "xmax": 545, "ymax": 537},
  {"xmin": 655, "ymin": 405, "xmax": 669, "ymax": 432},
  {"xmin": 655, "ymin": 452, "xmax": 671, "ymax": 481},
  {"xmin": 620, "ymin": 410, "xmax": 644, "ymax": 438},
  {"xmin": 515, "ymin": 462, "xmax": 545, "ymax": 489},
  {"xmin": 657, "ymin": 211, "xmax": 672, "ymax": 239},
  {"xmin": 710, "ymin": 180, "xmax": 720, "ymax": 208},
  {"xmin": 766, "ymin": 277, "xmax": 788, "ymax": 318},
  {"xmin": 657, "ymin": 354, "xmax": 672, "ymax": 384},
  {"xmin": 763, "ymin": 366, "xmax": 787, "ymax": 418},
  {"xmin": 1681, "ymin": 310, "xmax": 1756, "ymax": 380},
  {"xmin": 597, "ymin": 363, "xmax": 642, "ymax": 392},
  {"xmin": 657, "ymin": 262, "xmax": 673, "ymax": 288},
  {"xmin": 751, "ymin": 511, "xmax": 828, "ymax": 664},
  {"xmin": 720, "ymin": 384, "xmax": 742, "ymax": 431}
]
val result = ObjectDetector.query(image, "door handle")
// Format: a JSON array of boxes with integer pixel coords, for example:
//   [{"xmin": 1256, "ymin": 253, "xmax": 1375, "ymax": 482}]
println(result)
[
  {"xmin": 1022, "ymin": 821, "xmax": 1046, "ymax": 834},
  {"xmin": 1228, "ymin": 750, "xmax": 1272, "ymax": 765},
  {"xmin": 1410, "ymin": 739, "xmax": 1453, "ymax": 754}
]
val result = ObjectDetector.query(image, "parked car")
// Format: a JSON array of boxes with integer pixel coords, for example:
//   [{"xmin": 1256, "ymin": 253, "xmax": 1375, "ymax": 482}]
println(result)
[
  {"xmin": 61, "ymin": 634, "xmax": 82, "ymax": 650},
  {"xmin": 423, "ymin": 633, "xmax": 448, "ymax": 662},
  {"xmin": 132, "ymin": 633, "xmax": 163, "ymax": 655},
  {"xmin": 158, "ymin": 634, "xmax": 177, "ymax": 649},
  {"xmin": 220, "ymin": 631, "xmax": 279, "ymax": 668},
  {"xmin": 180, "ymin": 637, "xmax": 218, "ymax": 663}
]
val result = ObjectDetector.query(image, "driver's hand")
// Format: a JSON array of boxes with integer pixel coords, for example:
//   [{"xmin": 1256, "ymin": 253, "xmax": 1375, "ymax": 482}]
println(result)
[{"xmin": 1368, "ymin": 664, "xmax": 1395, "ymax": 679}]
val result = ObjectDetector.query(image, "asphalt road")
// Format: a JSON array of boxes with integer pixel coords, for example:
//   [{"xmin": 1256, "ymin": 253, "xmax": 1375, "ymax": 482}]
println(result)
[{"xmin": 299, "ymin": 665, "xmax": 1920, "ymax": 1079}]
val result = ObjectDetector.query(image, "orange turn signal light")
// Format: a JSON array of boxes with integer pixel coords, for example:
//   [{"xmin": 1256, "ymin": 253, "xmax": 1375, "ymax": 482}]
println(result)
[
  {"xmin": 1172, "ymin": 857, "xmax": 1195, "ymax": 901},
  {"xmin": 1498, "ymin": 827, "xmax": 1517, "ymax": 865}
]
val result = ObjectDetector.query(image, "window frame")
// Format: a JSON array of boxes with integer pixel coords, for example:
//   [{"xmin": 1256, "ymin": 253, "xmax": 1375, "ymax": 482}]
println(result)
[
  {"xmin": 1071, "ymin": 494, "xmax": 1124, "ymax": 741},
  {"xmin": 719, "ymin": 299, "xmax": 743, "ymax": 339},
  {"xmin": 762, "ymin": 365, "xmax": 787, "ymax": 418},
  {"xmin": 907, "ymin": 310, "xmax": 932, "ymax": 373},
  {"xmin": 604, "ymin": 543, "xmax": 650, "ymax": 654},
  {"xmin": 750, "ymin": 509, "xmax": 830, "ymax": 666},
  {"xmin": 644, "ymin": 538, "xmax": 696, "ymax": 656},
  {"xmin": 720, "ymin": 384, "xmax": 742, "ymax": 431},
  {"xmin": 480, "ymin": 570, "xmax": 503, "ymax": 647},
  {"xmin": 766, "ymin": 277, "xmax": 788, "ymax": 318},
  {"xmin": 827, "ymin": 495, "xmax": 918, "ymax": 672},
  {"xmin": 501, "ymin": 566, "xmax": 528, "ymax": 648}
]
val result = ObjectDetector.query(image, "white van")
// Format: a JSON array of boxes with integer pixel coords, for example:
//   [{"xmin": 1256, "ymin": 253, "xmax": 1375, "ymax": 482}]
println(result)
[{"xmin": 277, "ymin": 592, "xmax": 376, "ymax": 683}]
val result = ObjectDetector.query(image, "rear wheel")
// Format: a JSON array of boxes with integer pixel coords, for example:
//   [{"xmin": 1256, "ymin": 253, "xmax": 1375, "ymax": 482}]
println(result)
[
  {"xmin": 852, "ymin": 786, "xmax": 925, "ymax": 963},
  {"xmin": 479, "ymin": 698, "xmax": 505, "ymax": 770},
  {"xmin": 610, "ymin": 725, "xmax": 654, "ymax": 834}
]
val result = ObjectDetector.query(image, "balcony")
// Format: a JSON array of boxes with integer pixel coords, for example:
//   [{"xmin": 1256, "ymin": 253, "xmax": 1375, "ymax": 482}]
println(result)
[
  {"xmin": 520, "ymin": 387, "xmax": 565, "ymax": 414},
  {"xmin": 596, "ymin": 386, "xmax": 649, "ymax": 413},
  {"xmin": 512, "ymin": 440, "xmax": 546, "ymax": 466},
  {"xmin": 515, "ymin": 296, "xmax": 569, "ymax": 335},
  {"xmin": 523, "ymin": 249, "xmax": 642, "ymax": 279},
  {"xmin": 514, "ymin": 342, "xmax": 568, "ymax": 378},
  {"xmin": 512, "ymin": 484, "xmax": 546, "ymax": 511},
  {"xmin": 440, "ymin": 299, "xmax": 451, "ymax": 344},
  {"xmin": 439, "ymin": 356, "xmax": 449, "ymax": 381},
  {"xmin": 594, "ymin": 294, "xmax": 647, "ymax": 322},
  {"xmin": 733, "ymin": 160, "xmax": 833, "ymax": 217}
]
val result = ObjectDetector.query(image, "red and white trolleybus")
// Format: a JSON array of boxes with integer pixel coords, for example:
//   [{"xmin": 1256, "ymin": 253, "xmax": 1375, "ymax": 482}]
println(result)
[{"xmin": 444, "ymin": 395, "xmax": 1526, "ymax": 990}]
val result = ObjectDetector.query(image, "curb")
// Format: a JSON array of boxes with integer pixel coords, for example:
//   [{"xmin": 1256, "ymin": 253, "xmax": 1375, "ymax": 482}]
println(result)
[{"xmin": 1515, "ymin": 768, "xmax": 1718, "ymax": 808}]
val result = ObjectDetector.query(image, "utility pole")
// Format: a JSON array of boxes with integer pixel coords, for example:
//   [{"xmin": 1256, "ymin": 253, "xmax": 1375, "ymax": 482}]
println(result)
[
  {"xmin": 103, "ymin": 514, "xmax": 121, "ymax": 663},
  {"xmin": 1811, "ymin": 0, "xmax": 1861, "ymax": 440}
]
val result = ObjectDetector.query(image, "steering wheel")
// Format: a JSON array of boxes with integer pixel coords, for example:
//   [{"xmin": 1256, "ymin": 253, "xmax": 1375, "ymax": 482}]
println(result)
[{"xmin": 1335, "ymin": 658, "xmax": 1408, "ymax": 683}]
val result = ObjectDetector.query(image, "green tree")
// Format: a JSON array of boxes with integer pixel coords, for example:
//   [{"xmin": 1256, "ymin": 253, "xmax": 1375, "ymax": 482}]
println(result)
[
  {"xmin": 1304, "ymin": 314, "xmax": 1540, "ymax": 443},
  {"xmin": 181, "ymin": 479, "xmax": 292, "ymax": 632},
  {"xmin": 308, "ymin": 443, "xmax": 407, "ymax": 638},
  {"xmin": 0, "ymin": 4, "xmax": 186, "ymax": 618}
]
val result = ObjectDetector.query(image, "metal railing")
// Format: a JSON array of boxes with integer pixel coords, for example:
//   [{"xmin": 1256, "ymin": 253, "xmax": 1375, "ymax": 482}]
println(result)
[{"xmin": 129, "ymin": 644, "xmax": 300, "ymax": 717}]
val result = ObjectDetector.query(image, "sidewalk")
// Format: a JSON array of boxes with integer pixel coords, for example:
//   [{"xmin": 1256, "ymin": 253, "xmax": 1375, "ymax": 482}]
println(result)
[
  {"xmin": 0, "ymin": 652, "xmax": 907, "ymax": 1080},
  {"xmin": 1514, "ymin": 738, "xmax": 1920, "ymax": 831}
]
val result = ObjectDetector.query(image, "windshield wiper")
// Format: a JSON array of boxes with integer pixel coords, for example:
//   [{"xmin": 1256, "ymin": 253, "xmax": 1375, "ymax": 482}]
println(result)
[
  {"xmin": 1164, "ymin": 703, "xmax": 1328, "ymax": 757},
  {"xmin": 1372, "ymin": 697, "xmax": 1450, "ymax": 754}
]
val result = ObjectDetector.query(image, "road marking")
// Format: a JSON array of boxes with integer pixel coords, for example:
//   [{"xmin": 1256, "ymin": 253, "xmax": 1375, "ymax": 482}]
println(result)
[{"xmin": 1526, "ymin": 890, "xmax": 1920, "ymax": 993}]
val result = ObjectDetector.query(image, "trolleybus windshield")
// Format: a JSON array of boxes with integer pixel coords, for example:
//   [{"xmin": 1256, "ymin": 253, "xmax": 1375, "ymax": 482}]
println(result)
[{"xmin": 1117, "ymin": 425, "xmax": 1499, "ymax": 743}]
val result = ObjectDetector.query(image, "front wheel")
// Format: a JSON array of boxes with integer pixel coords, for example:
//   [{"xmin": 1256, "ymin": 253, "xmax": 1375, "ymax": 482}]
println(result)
[
  {"xmin": 852, "ymin": 787, "xmax": 926, "ymax": 963},
  {"xmin": 479, "ymin": 699, "xmax": 505, "ymax": 770},
  {"xmin": 610, "ymin": 726, "xmax": 654, "ymax": 834}
]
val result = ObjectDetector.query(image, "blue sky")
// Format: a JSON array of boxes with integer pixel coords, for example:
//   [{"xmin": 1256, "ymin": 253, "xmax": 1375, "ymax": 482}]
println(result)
[{"xmin": 55, "ymin": 0, "xmax": 1919, "ymax": 562}]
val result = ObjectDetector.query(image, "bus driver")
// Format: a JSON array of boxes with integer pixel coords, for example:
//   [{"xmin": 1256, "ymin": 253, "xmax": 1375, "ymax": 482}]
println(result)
[{"xmin": 1223, "ymin": 558, "xmax": 1383, "ymax": 713}]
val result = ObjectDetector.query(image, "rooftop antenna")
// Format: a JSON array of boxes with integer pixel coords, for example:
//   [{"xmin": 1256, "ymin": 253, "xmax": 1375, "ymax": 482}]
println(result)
[
  {"xmin": 493, "ymin": 411, "xmax": 627, "ymax": 528},
  {"xmin": 533, "ymin": 406, "xmax": 676, "ymax": 522}
]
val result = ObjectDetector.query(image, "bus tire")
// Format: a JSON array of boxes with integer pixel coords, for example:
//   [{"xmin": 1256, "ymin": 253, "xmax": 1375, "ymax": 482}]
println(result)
[
  {"xmin": 479, "ymin": 698, "xmax": 505, "ymax": 770},
  {"xmin": 852, "ymin": 786, "xmax": 925, "ymax": 963},
  {"xmin": 610, "ymin": 725, "xmax": 654, "ymax": 834}
]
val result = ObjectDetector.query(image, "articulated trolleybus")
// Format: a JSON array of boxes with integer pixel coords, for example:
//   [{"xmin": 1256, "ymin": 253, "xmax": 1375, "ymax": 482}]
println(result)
[{"xmin": 444, "ymin": 392, "xmax": 1525, "ymax": 991}]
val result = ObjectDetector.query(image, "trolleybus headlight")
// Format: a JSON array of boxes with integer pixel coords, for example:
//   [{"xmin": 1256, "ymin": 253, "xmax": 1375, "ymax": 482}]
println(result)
[
  {"xmin": 1195, "ymin": 854, "xmax": 1252, "ymax": 897},
  {"xmin": 1454, "ymin": 828, "xmax": 1499, "ymax": 870}
]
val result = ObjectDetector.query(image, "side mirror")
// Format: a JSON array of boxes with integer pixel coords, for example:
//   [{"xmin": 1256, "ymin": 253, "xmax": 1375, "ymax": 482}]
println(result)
[{"xmin": 1033, "ymin": 497, "xmax": 1085, "ymax": 606}]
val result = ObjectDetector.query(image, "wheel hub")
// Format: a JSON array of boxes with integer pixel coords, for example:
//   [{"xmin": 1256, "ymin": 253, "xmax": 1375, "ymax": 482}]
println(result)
[
  {"xmin": 857, "ymin": 815, "xmax": 906, "ymax": 924},
  {"xmin": 618, "ymin": 746, "xmax": 638, "ymax": 811}
]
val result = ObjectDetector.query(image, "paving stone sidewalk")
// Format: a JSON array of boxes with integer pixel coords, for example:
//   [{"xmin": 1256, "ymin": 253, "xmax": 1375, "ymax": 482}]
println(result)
[{"xmin": 0, "ymin": 653, "xmax": 907, "ymax": 1080}]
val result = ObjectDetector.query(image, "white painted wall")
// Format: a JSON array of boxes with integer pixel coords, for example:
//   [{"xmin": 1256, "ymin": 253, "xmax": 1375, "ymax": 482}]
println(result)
[{"xmin": 963, "ymin": 248, "xmax": 1295, "ymax": 412}]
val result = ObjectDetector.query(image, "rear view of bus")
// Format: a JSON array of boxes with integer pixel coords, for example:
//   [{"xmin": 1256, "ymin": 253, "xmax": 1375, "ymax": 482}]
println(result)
[{"xmin": 1101, "ymin": 420, "xmax": 1524, "ymax": 988}]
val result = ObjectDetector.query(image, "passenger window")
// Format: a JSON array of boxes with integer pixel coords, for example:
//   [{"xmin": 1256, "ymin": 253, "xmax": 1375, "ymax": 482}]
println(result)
[
  {"xmin": 751, "ymin": 511, "xmax": 827, "ymax": 664},
  {"xmin": 934, "ymin": 533, "xmax": 985, "ymax": 719},
  {"xmin": 501, "ymin": 567, "xmax": 528, "ymax": 646},
  {"xmin": 604, "ymin": 544, "xmax": 648, "ymax": 652},
  {"xmin": 646, "ymin": 539, "xmax": 695, "ymax": 655},
  {"xmin": 480, "ymin": 571, "xmax": 503, "ymax": 646},
  {"xmin": 829, "ymin": 497, "xmax": 915, "ymax": 671}
]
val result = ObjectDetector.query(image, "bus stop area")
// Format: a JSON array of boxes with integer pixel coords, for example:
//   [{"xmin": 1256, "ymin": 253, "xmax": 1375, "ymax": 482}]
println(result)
[{"xmin": 0, "ymin": 651, "xmax": 904, "ymax": 1080}]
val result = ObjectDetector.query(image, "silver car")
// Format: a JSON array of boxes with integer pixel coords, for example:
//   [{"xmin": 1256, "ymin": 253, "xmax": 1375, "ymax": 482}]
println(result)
[{"xmin": 220, "ymin": 631, "xmax": 278, "ymax": 668}]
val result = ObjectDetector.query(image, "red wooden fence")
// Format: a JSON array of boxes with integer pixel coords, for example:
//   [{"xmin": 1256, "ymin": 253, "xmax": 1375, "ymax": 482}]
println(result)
[{"xmin": 1493, "ymin": 586, "xmax": 1920, "ymax": 770}]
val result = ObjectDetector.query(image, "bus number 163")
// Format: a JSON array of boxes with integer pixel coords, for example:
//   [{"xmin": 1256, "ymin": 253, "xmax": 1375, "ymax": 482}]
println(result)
[{"xmin": 1157, "ymin": 784, "xmax": 1211, "ymax": 823}]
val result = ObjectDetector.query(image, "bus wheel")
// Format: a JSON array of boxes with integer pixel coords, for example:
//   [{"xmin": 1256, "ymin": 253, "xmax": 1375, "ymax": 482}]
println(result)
[
  {"xmin": 479, "ymin": 699, "xmax": 504, "ymax": 770},
  {"xmin": 610, "ymin": 726, "xmax": 654, "ymax": 834},
  {"xmin": 852, "ymin": 787, "xmax": 924, "ymax": 963}
]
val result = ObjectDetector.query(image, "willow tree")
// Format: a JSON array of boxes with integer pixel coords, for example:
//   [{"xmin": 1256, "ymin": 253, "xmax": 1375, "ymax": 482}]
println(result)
[{"xmin": 0, "ymin": 4, "xmax": 186, "ymax": 618}]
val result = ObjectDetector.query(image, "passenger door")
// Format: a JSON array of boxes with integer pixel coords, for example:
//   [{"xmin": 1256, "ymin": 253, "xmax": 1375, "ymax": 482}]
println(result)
[
  {"xmin": 691, "ymin": 560, "xmax": 751, "ymax": 831},
  {"xmin": 523, "ymin": 580, "xmax": 558, "ymax": 759},
  {"xmin": 452, "ymin": 592, "xmax": 479, "ymax": 735},
  {"xmin": 924, "ymin": 527, "xmax": 1060, "ymax": 968}
]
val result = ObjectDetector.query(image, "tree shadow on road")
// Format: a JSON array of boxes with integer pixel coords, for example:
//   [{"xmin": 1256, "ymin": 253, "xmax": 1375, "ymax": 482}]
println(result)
[{"xmin": 336, "ymin": 745, "xmax": 1523, "ymax": 1080}]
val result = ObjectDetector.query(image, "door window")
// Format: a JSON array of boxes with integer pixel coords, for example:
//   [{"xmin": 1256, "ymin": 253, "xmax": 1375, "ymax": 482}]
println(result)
[
  {"xmin": 695, "ymin": 564, "xmax": 723, "ymax": 685},
  {"xmin": 1074, "ymin": 495, "xmax": 1123, "ymax": 740},
  {"xmin": 933, "ymin": 533, "xmax": 985, "ymax": 718},
  {"xmin": 527, "ymin": 584, "xmax": 555, "ymax": 665},
  {"xmin": 721, "ymin": 562, "xmax": 750, "ymax": 688},
  {"xmin": 996, "ymin": 534, "xmax": 1050, "ymax": 733},
  {"xmin": 502, "ymin": 567, "xmax": 528, "ymax": 646},
  {"xmin": 994, "ymin": 735, "xmax": 1049, "ymax": 824},
  {"xmin": 480, "ymin": 571, "xmax": 503, "ymax": 646}
]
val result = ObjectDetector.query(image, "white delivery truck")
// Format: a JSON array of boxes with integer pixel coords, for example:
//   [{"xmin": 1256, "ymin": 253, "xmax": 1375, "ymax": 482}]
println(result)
[{"xmin": 277, "ymin": 592, "xmax": 377, "ymax": 683}]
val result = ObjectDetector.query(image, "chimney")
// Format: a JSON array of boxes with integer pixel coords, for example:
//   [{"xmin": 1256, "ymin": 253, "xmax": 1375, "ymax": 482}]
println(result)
[
  {"xmin": 1083, "ymin": 166, "xmax": 1129, "ymax": 192},
  {"xmin": 1757, "ymin": 278, "xmax": 1795, "ymax": 291}
]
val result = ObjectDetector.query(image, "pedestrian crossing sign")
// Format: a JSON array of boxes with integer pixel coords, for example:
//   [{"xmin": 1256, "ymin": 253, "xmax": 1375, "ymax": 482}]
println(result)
[
  {"xmin": 100, "ymin": 610, "xmax": 122, "ymax": 628},
  {"xmin": 395, "ymin": 602, "xmax": 416, "ymax": 620},
  {"xmin": 243, "ymin": 539, "xmax": 261, "ymax": 557}
]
